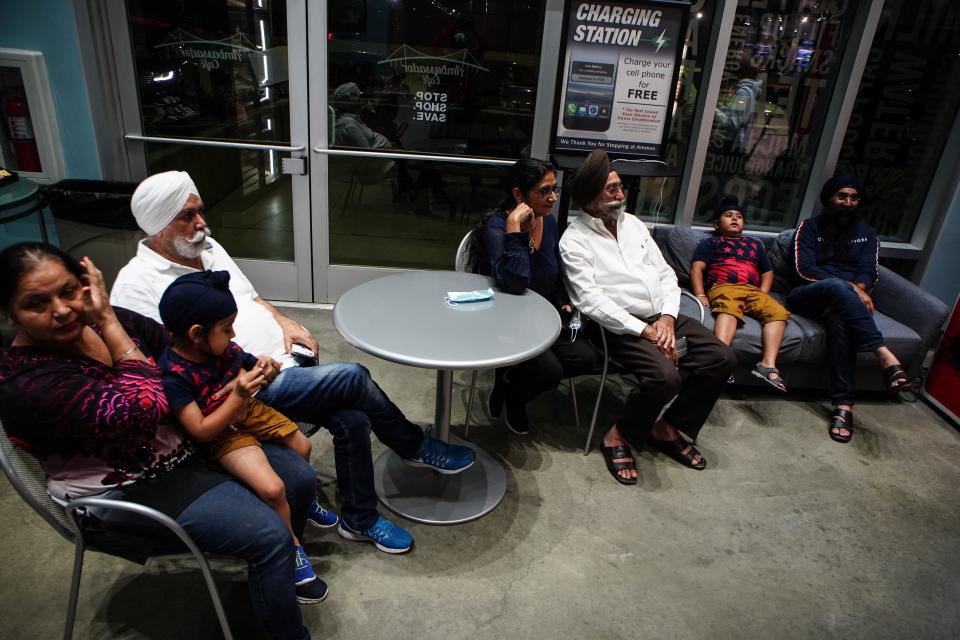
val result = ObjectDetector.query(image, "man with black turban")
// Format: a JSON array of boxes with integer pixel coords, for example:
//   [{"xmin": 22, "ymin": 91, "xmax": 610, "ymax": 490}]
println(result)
[
  {"xmin": 787, "ymin": 172, "xmax": 912, "ymax": 443},
  {"xmin": 560, "ymin": 150, "xmax": 735, "ymax": 484}
]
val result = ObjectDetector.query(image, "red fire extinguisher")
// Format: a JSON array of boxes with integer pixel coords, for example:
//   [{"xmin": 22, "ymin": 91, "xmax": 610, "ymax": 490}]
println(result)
[{"xmin": 4, "ymin": 93, "xmax": 42, "ymax": 172}]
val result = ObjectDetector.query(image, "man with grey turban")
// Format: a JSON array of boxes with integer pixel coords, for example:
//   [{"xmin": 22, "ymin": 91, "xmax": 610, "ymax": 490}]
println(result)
[
  {"xmin": 112, "ymin": 171, "xmax": 475, "ymax": 554},
  {"xmin": 560, "ymin": 150, "xmax": 735, "ymax": 484}
]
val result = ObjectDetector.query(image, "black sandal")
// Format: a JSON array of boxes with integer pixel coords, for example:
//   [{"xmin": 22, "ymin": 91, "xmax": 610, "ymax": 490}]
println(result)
[
  {"xmin": 646, "ymin": 435, "xmax": 706, "ymax": 470},
  {"xmin": 601, "ymin": 444, "xmax": 638, "ymax": 485},
  {"xmin": 751, "ymin": 363, "xmax": 787, "ymax": 392},
  {"xmin": 829, "ymin": 407, "xmax": 854, "ymax": 443},
  {"xmin": 882, "ymin": 364, "xmax": 913, "ymax": 394}
]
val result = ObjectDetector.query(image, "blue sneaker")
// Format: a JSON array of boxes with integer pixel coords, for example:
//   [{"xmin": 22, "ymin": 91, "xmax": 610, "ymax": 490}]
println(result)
[
  {"xmin": 296, "ymin": 577, "xmax": 329, "ymax": 604},
  {"xmin": 307, "ymin": 499, "xmax": 339, "ymax": 529},
  {"xmin": 293, "ymin": 545, "xmax": 317, "ymax": 586},
  {"xmin": 402, "ymin": 432, "xmax": 475, "ymax": 474},
  {"xmin": 337, "ymin": 516, "xmax": 413, "ymax": 554}
]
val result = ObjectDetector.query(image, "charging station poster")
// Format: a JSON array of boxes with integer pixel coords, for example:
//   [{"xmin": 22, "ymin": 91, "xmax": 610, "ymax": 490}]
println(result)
[{"xmin": 553, "ymin": 1, "xmax": 685, "ymax": 158}]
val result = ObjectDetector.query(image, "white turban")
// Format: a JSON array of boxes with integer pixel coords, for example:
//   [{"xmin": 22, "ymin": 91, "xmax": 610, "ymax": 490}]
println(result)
[{"xmin": 131, "ymin": 171, "xmax": 200, "ymax": 236}]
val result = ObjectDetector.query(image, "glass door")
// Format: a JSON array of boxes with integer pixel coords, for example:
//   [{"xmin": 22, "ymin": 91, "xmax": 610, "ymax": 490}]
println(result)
[
  {"xmin": 309, "ymin": 0, "xmax": 546, "ymax": 301},
  {"xmin": 111, "ymin": 0, "xmax": 311, "ymax": 301}
]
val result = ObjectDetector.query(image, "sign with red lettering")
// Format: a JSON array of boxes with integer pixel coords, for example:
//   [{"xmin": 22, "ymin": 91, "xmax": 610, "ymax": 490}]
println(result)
[{"xmin": 552, "ymin": 0, "xmax": 688, "ymax": 159}]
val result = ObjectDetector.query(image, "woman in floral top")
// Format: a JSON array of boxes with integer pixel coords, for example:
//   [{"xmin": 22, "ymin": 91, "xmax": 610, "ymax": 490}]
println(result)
[{"xmin": 0, "ymin": 242, "xmax": 321, "ymax": 639}]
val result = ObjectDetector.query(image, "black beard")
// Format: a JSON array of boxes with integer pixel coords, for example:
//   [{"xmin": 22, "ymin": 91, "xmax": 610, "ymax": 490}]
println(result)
[{"xmin": 824, "ymin": 204, "xmax": 858, "ymax": 226}]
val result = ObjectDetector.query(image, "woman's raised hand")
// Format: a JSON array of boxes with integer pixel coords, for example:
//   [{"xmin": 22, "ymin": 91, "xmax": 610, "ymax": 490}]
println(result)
[
  {"xmin": 506, "ymin": 202, "xmax": 535, "ymax": 233},
  {"xmin": 79, "ymin": 256, "xmax": 116, "ymax": 326}
]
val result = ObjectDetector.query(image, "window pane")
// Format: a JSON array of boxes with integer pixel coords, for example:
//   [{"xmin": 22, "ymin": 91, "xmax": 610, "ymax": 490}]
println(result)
[
  {"xmin": 695, "ymin": 2, "xmax": 857, "ymax": 230},
  {"xmin": 837, "ymin": 0, "xmax": 960, "ymax": 242},
  {"xmin": 144, "ymin": 142, "xmax": 293, "ymax": 261},
  {"xmin": 329, "ymin": 157, "xmax": 502, "ymax": 269},
  {"xmin": 327, "ymin": 0, "xmax": 542, "ymax": 159},
  {"xmin": 629, "ymin": 0, "xmax": 716, "ymax": 224},
  {"xmin": 327, "ymin": 0, "xmax": 544, "ymax": 270},
  {"xmin": 126, "ymin": 0, "xmax": 290, "ymax": 144}
]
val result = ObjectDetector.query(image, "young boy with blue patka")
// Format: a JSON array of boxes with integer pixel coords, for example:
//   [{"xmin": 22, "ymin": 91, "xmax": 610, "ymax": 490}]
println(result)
[
  {"xmin": 690, "ymin": 195, "xmax": 790, "ymax": 391},
  {"xmin": 158, "ymin": 270, "xmax": 338, "ymax": 597}
]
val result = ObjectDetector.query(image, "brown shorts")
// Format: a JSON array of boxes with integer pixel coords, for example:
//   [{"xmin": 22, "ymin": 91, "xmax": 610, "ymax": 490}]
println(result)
[
  {"xmin": 204, "ymin": 398, "xmax": 300, "ymax": 460},
  {"xmin": 707, "ymin": 283, "xmax": 790, "ymax": 325}
]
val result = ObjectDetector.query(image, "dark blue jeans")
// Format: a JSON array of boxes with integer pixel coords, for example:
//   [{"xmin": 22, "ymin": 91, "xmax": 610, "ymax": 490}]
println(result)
[
  {"xmin": 787, "ymin": 277, "xmax": 886, "ymax": 406},
  {"xmin": 96, "ymin": 445, "xmax": 314, "ymax": 640},
  {"xmin": 257, "ymin": 362, "xmax": 423, "ymax": 530}
]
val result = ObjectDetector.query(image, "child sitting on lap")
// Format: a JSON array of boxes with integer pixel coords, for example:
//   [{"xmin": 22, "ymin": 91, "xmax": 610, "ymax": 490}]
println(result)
[
  {"xmin": 690, "ymin": 195, "xmax": 790, "ymax": 391},
  {"xmin": 158, "ymin": 270, "xmax": 336, "ymax": 590}
]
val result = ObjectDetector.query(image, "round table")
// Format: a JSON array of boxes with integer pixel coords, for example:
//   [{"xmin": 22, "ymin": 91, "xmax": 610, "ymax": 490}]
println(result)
[{"xmin": 333, "ymin": 271, "xmax": 560, "ymax": 524}]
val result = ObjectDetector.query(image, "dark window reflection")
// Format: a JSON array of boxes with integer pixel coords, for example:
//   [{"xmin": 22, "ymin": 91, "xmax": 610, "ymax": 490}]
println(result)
[
  {"xmin": 126, "ymin": 0, "xmax": 290, "ymax": 144},
  {"xmin": 837, "ymin": 0, "xmax": 960, "ymax": 242},
  {"xmin": 142, "ymin": 143, "xmax": 294, "ymax": 261},
  {"xmin": 327, "ymin": 0, "xmax": 544, "ymax": 159},
  {"xmin": 328, "ymin": 157, "xmax": 505, "ymax": 269},
  {"xmin": 695, "ymin": 1, "xmax": 855, "ymax": 230},
  {"xmin": 627, "ymin": 0, "xmax": 714, "ymax": 224}
]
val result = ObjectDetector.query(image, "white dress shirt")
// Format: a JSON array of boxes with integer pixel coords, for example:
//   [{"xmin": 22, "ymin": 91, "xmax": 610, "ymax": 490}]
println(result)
[
  {"xmin": 110, "ymin": 238, "xmax": 295, "ymax": 368},
  {"xmin": 559, "ymin": 211, "xmax": 681, "ymax": 337}
]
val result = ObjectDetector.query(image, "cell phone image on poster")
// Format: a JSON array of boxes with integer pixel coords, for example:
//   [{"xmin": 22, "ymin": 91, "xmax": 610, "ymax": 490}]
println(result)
[{"xmin": 562, "ymin": 53, "xmax": 618, "ymax": 132}]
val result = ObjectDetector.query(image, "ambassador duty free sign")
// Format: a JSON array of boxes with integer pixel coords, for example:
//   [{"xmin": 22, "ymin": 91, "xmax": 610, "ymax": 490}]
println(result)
[{"xmin": 552, "ymin": 0, "xmax": 688, "ymax": 159}]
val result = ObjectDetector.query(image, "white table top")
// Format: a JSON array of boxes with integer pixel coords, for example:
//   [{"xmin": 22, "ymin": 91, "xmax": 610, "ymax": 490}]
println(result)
[{"xmin": 332, "ymin": 271, "xmax": 561, "ymax": 370}]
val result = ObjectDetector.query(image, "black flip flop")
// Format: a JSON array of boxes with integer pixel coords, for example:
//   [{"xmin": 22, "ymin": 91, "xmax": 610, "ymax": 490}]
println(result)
[
  {"xmin": 882, "ymin": 364, "xmax": 913, "ymax": 394},
  {"xmin": 829, "ymin": 407, "xmax": 853, "ymax": 443},
  {"xmin": 601, "ymin": 444, "xmax": 638, "ymax": 485},
  {"xmin": 646, "ymin": 435, "xmax": 707, "ymax": 470}
]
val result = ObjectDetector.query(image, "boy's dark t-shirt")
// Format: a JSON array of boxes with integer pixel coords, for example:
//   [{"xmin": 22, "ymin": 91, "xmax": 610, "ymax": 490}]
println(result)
[
  {"xmin": 692, "ymin": 233, "xmax": 772, "ymax": 290},
  {"xmin": 159, "ymin": 342, "xmax": 257, "ymax": 416}
]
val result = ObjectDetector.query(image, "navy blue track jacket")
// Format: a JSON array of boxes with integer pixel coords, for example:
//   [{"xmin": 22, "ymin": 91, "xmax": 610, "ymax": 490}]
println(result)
[{"xmin": 792, "ymin": 214, "xmax": 879, "ymax": 291}]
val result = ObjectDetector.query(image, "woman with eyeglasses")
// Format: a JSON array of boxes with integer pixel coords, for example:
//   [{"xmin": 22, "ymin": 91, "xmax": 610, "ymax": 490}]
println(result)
[{"xmin": 470, "ymin": 158, "xmax": 602, "ymax": 435}]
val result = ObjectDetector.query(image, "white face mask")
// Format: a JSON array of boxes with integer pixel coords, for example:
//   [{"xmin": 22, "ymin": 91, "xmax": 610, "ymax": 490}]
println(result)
[{"xmin": 174, "ymin": 228, "xmax": 212, "ymax": 259}]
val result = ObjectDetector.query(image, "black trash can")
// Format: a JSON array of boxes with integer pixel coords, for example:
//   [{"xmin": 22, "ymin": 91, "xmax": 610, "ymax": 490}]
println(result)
[
  {"xmin": 43, "ymin": 180, "xmax": 143, "ymax": 290},
  {"xmin": 42, "ymin": 179, "xmax": 139, "ymax": 230}
]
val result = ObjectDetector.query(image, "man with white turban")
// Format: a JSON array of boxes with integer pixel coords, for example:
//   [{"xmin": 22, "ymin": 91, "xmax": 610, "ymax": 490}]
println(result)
[{"xmin": 112, "ymin": 171, "xmax": 475, "ymax": 554}]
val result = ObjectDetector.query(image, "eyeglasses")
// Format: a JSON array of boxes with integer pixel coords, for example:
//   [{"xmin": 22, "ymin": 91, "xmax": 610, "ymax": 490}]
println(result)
[
  {"xmin": 535, "ymin": 185, "xmax": 561, "ymax": 197},
  {"xmin": 835, "ymin": 193, "xmax": 860, "ymax": 202},
  {"xmin": 604, "ymin": 182, "xmax": 624, "ymax": 195}
]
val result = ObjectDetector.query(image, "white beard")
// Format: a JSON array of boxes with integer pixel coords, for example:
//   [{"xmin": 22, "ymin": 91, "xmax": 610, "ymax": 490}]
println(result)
[{"xmin": 174, "ymin": 228, "xmax": 212, "ymax": 259}]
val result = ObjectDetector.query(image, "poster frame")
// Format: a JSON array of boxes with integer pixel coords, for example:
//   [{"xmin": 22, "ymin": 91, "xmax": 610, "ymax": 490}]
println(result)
[{"xmin": 549, "ymin": 0, "xmax": 691, "ymax": 162}]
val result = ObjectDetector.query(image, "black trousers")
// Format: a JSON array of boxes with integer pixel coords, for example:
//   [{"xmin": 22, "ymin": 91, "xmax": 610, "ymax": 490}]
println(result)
[
  {"xmin": 502, "ymin": 331, "xmax": 604, "ymax": 406},
  {"xmin": 599, "ymin": 315, "xmax": 736, "ymax": 443}
]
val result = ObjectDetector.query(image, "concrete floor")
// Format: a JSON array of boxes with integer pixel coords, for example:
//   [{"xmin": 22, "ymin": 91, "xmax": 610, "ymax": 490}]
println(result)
[{"xmin": 2, "ymin": 305, "xmax": 959, "ymax": 640}]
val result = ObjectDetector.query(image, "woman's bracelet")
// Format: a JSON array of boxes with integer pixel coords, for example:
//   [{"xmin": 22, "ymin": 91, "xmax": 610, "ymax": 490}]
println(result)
[{"xmin": 116, "ymin": 344, "xmax": 141, "ymax": 362}]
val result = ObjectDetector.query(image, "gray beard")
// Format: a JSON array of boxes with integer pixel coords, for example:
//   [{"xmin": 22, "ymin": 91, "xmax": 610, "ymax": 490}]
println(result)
[
  {"xmin": 174, "ymin": 228, "xmax": 212, "ymax": 259},
  {"xmin": 597, "ymin": 201, "xmax": 625, "ymax": 222}
]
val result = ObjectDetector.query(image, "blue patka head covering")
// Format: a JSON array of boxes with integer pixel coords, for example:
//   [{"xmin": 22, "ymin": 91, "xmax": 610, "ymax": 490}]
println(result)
[
  {"xmin": 159, "ymin": 270, "xmax": 237, "ymax": 336},
  {"xmin": 819, "ymin": 172, "xmax": 863, "ymax": 206}
]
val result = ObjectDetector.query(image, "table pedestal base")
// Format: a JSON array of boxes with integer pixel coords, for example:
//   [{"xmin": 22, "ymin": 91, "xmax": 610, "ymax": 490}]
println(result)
[{"xmin": 373, "ymin": 435, "xmax": 506, "ymax": 525}]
